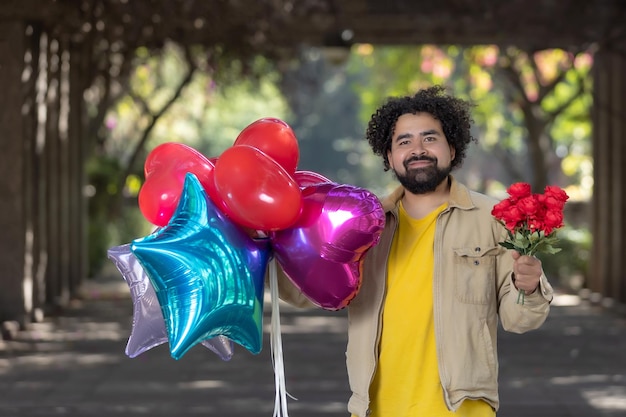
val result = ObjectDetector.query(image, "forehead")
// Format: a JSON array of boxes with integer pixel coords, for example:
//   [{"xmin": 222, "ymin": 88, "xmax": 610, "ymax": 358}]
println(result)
[{"xmin": 393, "ymin": 112, "xmax": 442, "ymax": 134}]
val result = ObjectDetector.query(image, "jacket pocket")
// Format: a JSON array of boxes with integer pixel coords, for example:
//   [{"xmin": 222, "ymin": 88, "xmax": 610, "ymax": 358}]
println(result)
[
  {"xmin": 475, "ymin": 319, "xmax": 497, "ymax": 384},
  {"xmin": 453, "ymin": 246, "xmax": 498, "ymax": 304}
]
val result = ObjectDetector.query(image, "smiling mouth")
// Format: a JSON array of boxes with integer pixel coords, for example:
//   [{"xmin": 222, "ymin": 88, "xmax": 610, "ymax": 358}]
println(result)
[
  {"xmin": 407, "ymin": 160, "xmax": 433, "ymax": 167},
  {"xmin": 405, "ymin": 158, "xmax": 435, "ymax": 169}
]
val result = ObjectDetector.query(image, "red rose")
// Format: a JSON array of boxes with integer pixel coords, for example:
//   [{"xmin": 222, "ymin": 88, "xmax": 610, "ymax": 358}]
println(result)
[
  {"xmin": 544, "ymin": 185, "xmax": 569, "ymax": 203},
  {"xmin": 492, "ymin": 183, "xmax": 568, "ymax": 306},
  {"xmin": 491, "ymin": 198, "xmax": 512, "ymax": 219},
  {"xmin": 500, "ymin": 206, "xmax": 525, "ymax": 232},
  {"xmin": 543, "ymin": 209, "xmax": 564, "ymax": 231},
  {"xmin": 528, "ymin": 217, "xmax": 545, "ymax": 232},
  {"xmin": 544, "ymin": 195, "xmax": 566, "ymax": 210},
  {"xmin": 517, "ymin": 195, "xmax": 541, "ymax": 216},
  {"xmin": 507, "ymin": 182, "xmax": 532, "ymax": 199}
]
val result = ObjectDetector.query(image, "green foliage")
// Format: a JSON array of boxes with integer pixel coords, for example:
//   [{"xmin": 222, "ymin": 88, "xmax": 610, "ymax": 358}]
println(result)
[
  {"xmin": 193, "ymin": 74, "xmax": 290, "ymax": 157},
  {"xmin": 496, "ymin": 220, "xmax": 563, "ymax": 256},
  {"xmin": 345, "ymin": 44, "xmax": 593, "ymax": 195},
  {"xmin": 90, "ymin": 43, "xmax": 290, "ymax": 277},
  {"xmin": 107, "ymin": 47, "xmax": 289, "ymax": 160},
  {"xmin": 86, "ymin": 154, "xmax": 154, "ymax": 276},
  {"xmin": 342, "ymin": 44, "xmax": 593, "ymax": 293},
  {"xmin": 279, "ymin": 48, "xmax": 395, "ymax": 195},
  {"xmin": 91, "ymin": 41, "xmax": 595, "ymax": 297},
  {"xmin": 536, "ymin": 225, "xmax": 591, "ymax": 291}
]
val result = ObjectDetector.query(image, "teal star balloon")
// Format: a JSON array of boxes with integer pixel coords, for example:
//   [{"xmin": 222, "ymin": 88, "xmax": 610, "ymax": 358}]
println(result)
[
  {"xmin": 131, "ymin": 173, "xmax": 270, "ymax": 360},
  {"xmin": 106, "ymin": 243, "xmax": 235, "ymax": 361}
]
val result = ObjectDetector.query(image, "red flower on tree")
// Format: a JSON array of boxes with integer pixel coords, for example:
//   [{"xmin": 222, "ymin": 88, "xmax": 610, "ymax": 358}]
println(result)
[{"xmin": 491, "ymin": 182, "xmax": 569, "ymax": 304}]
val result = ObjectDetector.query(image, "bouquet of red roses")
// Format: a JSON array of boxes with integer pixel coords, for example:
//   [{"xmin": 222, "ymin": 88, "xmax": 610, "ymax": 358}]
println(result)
[{"xmin": 491, "ymin": 182, "xmax": 569, "ymax": 304}]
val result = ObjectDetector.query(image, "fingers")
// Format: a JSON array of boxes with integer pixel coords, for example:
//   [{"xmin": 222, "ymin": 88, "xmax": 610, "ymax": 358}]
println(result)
[{"xmin": 512, "ymin": 253, "xmax": 542, "ymax": 293}]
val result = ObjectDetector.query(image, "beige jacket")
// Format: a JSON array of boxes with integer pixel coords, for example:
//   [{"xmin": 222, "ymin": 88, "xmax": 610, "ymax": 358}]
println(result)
[{"xmin": 276, "ymin": 177, "xmax": 553, "ymax": 417}]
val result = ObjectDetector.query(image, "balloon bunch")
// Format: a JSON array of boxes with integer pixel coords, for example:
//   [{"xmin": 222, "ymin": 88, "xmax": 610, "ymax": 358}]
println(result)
[{"xmin": 108, "ymin": 118, "xmax": 386, "ymax": 364}]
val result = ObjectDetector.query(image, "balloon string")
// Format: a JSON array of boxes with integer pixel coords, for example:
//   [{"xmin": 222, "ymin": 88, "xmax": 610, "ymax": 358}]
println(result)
[{"xmin": 270, "ymin": 258, "xmax": 291, "ymax": 417}]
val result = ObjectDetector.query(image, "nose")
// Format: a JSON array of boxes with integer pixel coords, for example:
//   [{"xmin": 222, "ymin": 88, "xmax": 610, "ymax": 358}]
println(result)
[{"xmin": 410, "ymin": 141, "xmax": 427, "ymax": 156}]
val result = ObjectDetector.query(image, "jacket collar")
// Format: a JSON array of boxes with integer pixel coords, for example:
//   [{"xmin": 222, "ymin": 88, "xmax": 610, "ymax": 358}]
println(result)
[{"xmin": 380, "ymin": 175, "xmax": 475, "ymax": 213}]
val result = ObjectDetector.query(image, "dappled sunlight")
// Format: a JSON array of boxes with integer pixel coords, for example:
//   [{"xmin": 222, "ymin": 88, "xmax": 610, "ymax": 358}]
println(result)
[
  {"xmin": 287, "ymin": 401, "xmax": 348, "ymax": 413},
  {"xmin": 551, "ymin": 374, "xmax": 624, "ymax": 385},
  {"xmin": 21, "ymin": 323, "xmax": 127, "ymax": 343},
  {"xmin": 583, "ymin": 386, "xmax": 626, "ymax": 411},
  {"xmin": 1, "ymin": 352, "xmax": 122, "ymax": 370},
  {"xmin": 553, "ymin": 374, "xmax": 626, "ymax": 412},
  {"xmin": 1, "ymin": 295, "xmax": 623, "ymax": 416},
  {"xmin": 178, "ymin": 379, "xmax": 227, "ymax": 390},
  {"xmin": 498, "ymin": 296, "xmax": 626, "ymax": 416},
  {"xmin": 502, "ymin": 373, "xmax": 626, "ymax": 414},
  {"xmin": 264, "ymin": 315, "xmax": 348, "ymax": 335},
  {"xmin": 96, "ymin": 381, "xmax": 183, "ymax": 393},
  {"xmin": 11, "ymin": 380, "xmax": 54, "ymax": 390},
  {"xmin": 552, "ymin": 293, "xmax": 582, "ymax": 306},
  {"xmin": 0, "ymin": 317, "xmax": 130, "ymax": 357}
]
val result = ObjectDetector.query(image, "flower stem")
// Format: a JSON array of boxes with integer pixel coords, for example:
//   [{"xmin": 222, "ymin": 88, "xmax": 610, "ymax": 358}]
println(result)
[{"xmin": 515, "ymin": 250, "xmax": 534, "ymax": 306}]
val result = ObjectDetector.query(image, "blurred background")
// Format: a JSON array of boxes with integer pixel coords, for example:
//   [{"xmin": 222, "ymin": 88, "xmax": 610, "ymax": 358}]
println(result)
[
  {"xmin": 0, "ymin": 1, "xmax": 624, "ymax": 416},
  {"xmin": 1, "ymin": 0, "xmax": 622, "ymax": 325}
]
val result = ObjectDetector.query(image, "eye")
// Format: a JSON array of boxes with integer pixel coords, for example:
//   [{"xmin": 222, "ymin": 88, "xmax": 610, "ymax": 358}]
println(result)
[
  {"xmin": 424, "ymin": 136, "xmax": 437, "ymax": 143},
  {"xmin": 394, "ymin": 137, "xmax": 410, "ymax": 146}
]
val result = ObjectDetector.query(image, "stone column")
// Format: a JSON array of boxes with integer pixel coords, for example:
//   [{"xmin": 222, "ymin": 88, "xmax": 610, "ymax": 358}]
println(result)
[
  {"xmin": 0, "ymin": 21, "xmax": 27, "ymax": 327},
  {"xmin": 591, "ymin": 44, "xmax": 626, "ymax": 307}
]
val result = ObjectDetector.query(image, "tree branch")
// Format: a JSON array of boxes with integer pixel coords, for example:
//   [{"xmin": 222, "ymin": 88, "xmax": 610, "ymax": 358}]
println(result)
[
  {"xmin": 545, "ymin": 70, "xmax": 589, "ymax": 126},
  {"xmin": 117, "ymin": 44, "xmax": 198, "ymax": 201},
  {"xmin": 501, "ymin": 49, "xmax": 530, "ymax": 104}
]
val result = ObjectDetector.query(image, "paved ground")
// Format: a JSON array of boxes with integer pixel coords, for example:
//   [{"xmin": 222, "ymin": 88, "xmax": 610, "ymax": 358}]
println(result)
[{"xmin": 1, "ymin": 278, "xmax": 625, "ymax": 417}]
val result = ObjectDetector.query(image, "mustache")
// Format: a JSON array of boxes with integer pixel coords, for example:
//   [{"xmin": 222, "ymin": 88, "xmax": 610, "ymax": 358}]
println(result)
[{"xmin": 404, "ymin": 155, "xmax": 437, "ymax": 166}]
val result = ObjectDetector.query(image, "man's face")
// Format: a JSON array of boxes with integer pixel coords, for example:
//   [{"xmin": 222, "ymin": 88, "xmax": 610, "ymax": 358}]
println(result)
[{"xmin": 386, "ymin": 112, "xmax": 455, "ymax": 194}]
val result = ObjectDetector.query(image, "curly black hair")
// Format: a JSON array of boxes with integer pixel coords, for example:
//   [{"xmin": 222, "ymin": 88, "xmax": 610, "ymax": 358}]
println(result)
[{"xmin": 366, "ymin": 85, "xmax": 477, "ymax": 171}]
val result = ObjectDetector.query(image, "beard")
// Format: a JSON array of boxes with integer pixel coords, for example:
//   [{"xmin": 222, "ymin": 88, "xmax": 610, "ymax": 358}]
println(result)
[{"xmin": 394, "ymin": 156, "xmax": 452, "ymax": 194}]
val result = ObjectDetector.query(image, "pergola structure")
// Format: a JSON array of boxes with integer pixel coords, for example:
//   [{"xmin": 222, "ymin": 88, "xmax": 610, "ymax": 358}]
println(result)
[{"xmin": 0, "ymin": 0, "xmax": 625, "ymax": 330}]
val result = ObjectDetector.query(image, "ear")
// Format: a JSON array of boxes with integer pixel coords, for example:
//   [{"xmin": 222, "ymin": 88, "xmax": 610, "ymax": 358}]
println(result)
[
  {"xmin": 386, "ymin": 148, "xmax": 394, "ymax": 169},
  {"xmin": 449, "ymin": 144, "xmax": 456, "ymax": 161}
]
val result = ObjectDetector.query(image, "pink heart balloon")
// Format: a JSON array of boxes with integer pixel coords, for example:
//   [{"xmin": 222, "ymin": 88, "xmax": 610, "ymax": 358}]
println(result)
[
  {"xmin": 293, "ymin": 170, "xmax": 332, "ymax": 188},
  {"xmin": 270, "ymin": 183, "xmax": 385, "ymax": 310}
]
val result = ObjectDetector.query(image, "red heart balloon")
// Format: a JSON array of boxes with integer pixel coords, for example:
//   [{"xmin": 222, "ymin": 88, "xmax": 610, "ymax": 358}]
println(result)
[
  {"xmin": 233, "ymin": 118, "xmax": 299, "ymax": 174},
  {"xmin": 139, "ymin": 143, "xmax": 215, "ymax": 226},
  {"xmin": 213, "ymin": 145, "xmax": 302, "ymax": 231}
]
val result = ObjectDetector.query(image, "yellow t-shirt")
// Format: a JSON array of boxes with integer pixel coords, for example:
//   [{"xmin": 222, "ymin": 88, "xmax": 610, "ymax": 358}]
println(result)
[{"xmin": 366, "ymin": 201, "xmax": 495, "ymax": 417}]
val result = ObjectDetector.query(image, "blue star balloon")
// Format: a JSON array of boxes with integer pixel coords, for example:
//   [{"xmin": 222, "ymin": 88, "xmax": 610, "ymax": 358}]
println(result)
[
  {"xmin": 131, "ymin": 173, "xmax": 270, "ymax": 359},
  {"xmin": 106, "ymin": 243, "xmax": 235, "ymax": 361}
]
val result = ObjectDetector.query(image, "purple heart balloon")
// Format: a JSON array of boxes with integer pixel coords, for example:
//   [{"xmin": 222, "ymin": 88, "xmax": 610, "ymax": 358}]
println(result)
[{"xmin": 270, "ymin": 183, "xmax": 385, "ymax": 310}]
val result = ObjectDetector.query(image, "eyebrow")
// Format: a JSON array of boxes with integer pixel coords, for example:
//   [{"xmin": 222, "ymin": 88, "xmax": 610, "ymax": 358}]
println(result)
[
  {"xmin": 419, "ymin": 129, "xmax": 441, "ymax": 137},
  {"xmin": 394, "ymin": 129, "xmax": 442, "ymax": 142}
]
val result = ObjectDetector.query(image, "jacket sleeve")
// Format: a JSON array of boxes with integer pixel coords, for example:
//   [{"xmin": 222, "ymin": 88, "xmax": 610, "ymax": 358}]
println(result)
[{"xmin": 495, "ymin": 229, "xmax": 554, "ymax": 334}]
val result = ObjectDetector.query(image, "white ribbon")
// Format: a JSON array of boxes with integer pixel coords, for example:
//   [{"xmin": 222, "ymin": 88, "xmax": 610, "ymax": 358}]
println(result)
[{"xmin": 269, "ymin": 258, "xmax": 296, "ymax": 416}]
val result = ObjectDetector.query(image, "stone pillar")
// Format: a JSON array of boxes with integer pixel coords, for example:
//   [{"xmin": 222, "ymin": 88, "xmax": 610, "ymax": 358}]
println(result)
[
  {"xmin": 591, "ymin": 45, "xmax": 626, "ymax": 307},
  {"xmin": 0, "ymin": 21, "xmax": 27, "ymax": 326}
]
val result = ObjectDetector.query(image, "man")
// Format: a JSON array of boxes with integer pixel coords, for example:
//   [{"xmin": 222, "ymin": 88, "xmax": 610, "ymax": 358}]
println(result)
[{"xmin": 278, "ymin": 85, "xmax": 553, "ymax": 416}]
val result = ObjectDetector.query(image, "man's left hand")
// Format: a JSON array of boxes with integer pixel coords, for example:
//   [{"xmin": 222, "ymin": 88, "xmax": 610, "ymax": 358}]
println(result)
[{"xmin": 511, "ymin": 251, "xmax": 542, "ymax": 294}]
